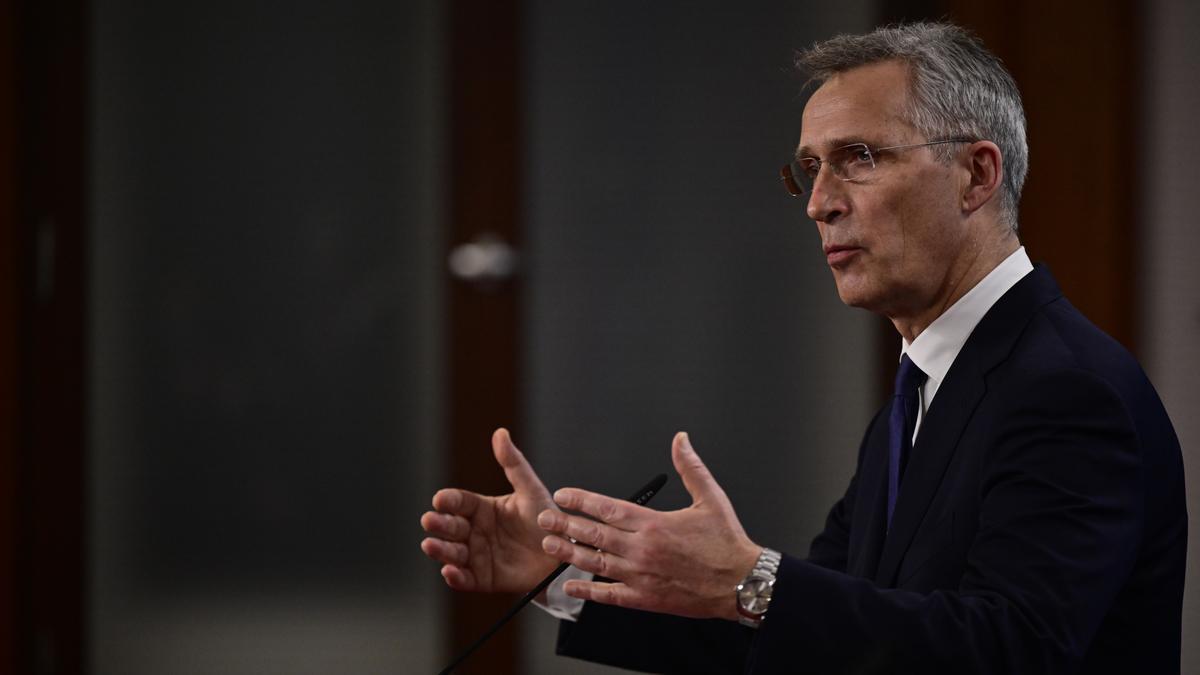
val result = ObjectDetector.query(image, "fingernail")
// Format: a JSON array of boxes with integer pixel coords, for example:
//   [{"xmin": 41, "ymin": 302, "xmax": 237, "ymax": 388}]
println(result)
[
  {"xmin": 537, "ymin": 511, "xmax": 555, "ymax": 528},
  {"xmin": 681, "ymin": 432, "xmax": 693, "ymax": 450},
  {"xmin": 543, "ymin": 536, "xmax": 560, "ymax": 554},
  {"xmin": 553, "ymin": 489, "xmax": 568, "ymax": 505}
]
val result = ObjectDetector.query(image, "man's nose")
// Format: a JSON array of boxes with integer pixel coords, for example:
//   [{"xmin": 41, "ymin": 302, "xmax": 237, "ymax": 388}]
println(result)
[{"xmin": 805, "ymin": 168, "xmax": 847, "ymax": 224}]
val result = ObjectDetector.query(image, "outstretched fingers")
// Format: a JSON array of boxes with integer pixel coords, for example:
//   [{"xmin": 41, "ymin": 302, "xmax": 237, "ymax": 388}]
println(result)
[
  {"xmin": 420, "ymin": 536, "xmax": 469, "ymax": 567},
  {"xmin": 561, "ymin": 579, "xmax": 650, "ymax": 611},
  {"xmin": 671, "ymin": 432, "xmax": 726, "ymax": 505},
  {"xmin": 420, "ymin": 511, "xmax": 470, "ymax": 541},
  {"xmin": 537, "ymin": 509, "xmax": 632, "ymax": 556},
  {"xmin": 431, "ymin": 487, "xmax": 485, "ymax": 518},
  {"xmin": 493, "ymin": 428, "xmax": 550, "ymax": 498},
  {"xmin": 552, "ymin": 488, "xmax": 648, "ymax": 530},
  {"xmin": 541, "ymin": 535, "xmax": 634, "ymax": 580},
  {"xmin": 422, "ymin": 538, "xmax": 481, "ymax": 592},
  {"xmin": 439, "ymin": 563, "xmax": 478, "ymax": 592}
]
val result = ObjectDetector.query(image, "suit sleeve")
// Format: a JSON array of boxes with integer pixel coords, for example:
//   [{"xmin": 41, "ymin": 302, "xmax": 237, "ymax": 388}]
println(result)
[
  {"xmin": 555, "ymin": 598, "xmax": 754, "ymax": 674},
  {"xmin": 746, "ymin": 368, "xmax": 1144, "ymax": 674}
]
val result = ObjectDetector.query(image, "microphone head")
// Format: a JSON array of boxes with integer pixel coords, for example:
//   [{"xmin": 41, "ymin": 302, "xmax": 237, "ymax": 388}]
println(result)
[{"xmin": 631, "ymin": 473, "xmax": 668, "ymax": 505}]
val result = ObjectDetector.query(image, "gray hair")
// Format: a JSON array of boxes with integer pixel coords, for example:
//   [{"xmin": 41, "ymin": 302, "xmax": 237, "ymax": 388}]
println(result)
[{"xmin": 796, "ymin": 22, "xmax": 1028, "ymax": 231}]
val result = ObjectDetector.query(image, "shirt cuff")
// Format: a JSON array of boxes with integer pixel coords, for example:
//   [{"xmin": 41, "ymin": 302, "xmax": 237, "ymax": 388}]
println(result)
[{"xmin": 531, "ymin": 566, "xmax": 593, "ymax": 622}]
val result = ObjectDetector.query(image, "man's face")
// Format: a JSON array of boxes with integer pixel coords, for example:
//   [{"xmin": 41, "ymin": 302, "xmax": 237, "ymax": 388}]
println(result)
[{"xmin": 797, "ymin": 60, "xmax": 971, "ymax": 320}]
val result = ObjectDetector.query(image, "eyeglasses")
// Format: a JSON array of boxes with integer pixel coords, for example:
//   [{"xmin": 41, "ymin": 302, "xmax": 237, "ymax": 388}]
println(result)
[{"xmin": 779, "ymin": 139, "xmax": 974, "ymax": 197}]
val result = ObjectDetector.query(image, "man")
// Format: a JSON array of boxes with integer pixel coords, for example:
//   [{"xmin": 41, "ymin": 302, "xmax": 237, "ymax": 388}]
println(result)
[{"xmin": 419, "ymin": 22, "xmax": 1185, "ymax": 674}]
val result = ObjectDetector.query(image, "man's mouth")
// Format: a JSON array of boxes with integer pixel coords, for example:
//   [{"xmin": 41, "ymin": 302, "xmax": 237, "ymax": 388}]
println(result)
[{"xmin": 823, "ymin": 244, "xmax": 862, "ymax": 266}]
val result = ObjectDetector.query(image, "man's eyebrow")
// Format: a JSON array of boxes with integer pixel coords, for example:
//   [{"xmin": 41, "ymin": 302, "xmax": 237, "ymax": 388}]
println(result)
[{"xmin": 794, "ymin": 137, "xmax": 871, "ymax": 160}]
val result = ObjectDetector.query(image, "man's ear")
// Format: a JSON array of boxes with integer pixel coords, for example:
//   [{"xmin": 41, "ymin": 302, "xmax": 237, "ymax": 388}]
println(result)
[{"xmin": 962, "ymin": 141, "xmax": 1003, "ymax": 215}]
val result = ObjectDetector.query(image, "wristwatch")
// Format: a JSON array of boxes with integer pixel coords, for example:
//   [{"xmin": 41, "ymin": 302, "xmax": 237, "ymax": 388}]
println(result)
[{"xmin": 735, "ymin": 547, "xmax": 781, "ymax": 628}]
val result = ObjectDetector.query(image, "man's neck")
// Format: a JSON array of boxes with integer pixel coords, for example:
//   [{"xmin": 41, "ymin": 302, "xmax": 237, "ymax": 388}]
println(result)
[{"xmin": 890, "ymin": 235, "xmax": 1020, "ymax": 343}]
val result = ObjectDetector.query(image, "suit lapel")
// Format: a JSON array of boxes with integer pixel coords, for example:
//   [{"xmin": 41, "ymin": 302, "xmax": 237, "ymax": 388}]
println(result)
[
  {"xmin": 848, "ymin": 412, "xmax": 891, "ymax": 580},
  {"xmin": 872, "ymin": 265, "xmax": 1064, "ymax": 587}
]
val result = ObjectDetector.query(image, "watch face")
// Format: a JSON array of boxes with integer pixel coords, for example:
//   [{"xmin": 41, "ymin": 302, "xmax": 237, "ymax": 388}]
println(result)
[{"xmin": 737, "ymin": 577, "xmax": 772, "ymax": 614}]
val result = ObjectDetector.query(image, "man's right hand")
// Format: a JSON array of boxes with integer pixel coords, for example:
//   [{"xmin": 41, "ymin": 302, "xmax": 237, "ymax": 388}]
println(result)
[{"xmin": 419, "ymin": 428, "xmax": 561, "ymax": 593}]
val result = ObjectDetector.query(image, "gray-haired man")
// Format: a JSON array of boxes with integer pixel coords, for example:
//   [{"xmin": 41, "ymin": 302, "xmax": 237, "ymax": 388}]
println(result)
[{"xmin": 421, "ymin": 22, "xmax": 1185, "ymax": 674}]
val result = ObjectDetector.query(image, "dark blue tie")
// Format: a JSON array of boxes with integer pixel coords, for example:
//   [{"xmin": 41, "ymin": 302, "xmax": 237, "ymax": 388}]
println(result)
[{"xmin": 887, "ymin": 354, "xmax": 927, "ymax": 530}]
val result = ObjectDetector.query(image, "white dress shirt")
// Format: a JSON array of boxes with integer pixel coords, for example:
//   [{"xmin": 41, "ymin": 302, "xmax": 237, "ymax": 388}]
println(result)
[
  {"xmin": 538, "ymin": 246, "xmax": 1035, "ymax": 622},
  {"xmin": 902, "ymin": 247, "xmax": 1033, "ymax": 437}
]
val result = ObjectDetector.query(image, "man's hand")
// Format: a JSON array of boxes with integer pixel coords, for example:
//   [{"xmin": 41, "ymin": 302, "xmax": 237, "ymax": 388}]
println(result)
[
  {"xmin": 419, "ymin": 428, "xmax": 560, "ymax": 593},
  {"xmin": 536, "ymin": 432, "xmax": 762, "ymax": 621}
]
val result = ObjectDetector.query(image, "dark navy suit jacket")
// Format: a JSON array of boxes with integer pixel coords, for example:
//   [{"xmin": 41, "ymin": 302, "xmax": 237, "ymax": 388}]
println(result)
[{"xmin": 556, "ymin": 267, "xmax": 1187, "ymax": 674}]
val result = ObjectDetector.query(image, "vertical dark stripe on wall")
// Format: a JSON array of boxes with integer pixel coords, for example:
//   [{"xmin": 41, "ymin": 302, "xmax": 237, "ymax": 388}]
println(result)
[
  {"xmin": 4, "ymin": 0, "xmax": 89, "ymax": 672},
  {"xmin": 0, "ymin": 0, "xmax": 20, "ymax": 668},
  {"xmin": 947, "ymin": 0, "xmax": 1139, "ymax": 354},
  {"xmin": 445, "ymin": 1, "xmax": 524, "ymax": 673}
]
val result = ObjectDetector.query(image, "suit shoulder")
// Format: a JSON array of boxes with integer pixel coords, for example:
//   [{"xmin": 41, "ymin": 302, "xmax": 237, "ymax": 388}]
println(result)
[
  {"xmin": 991, "ymin": 295, "xmax": 1180, "ymax": 466},
  {"xmin": 1002, "ymin": 297, "xmax": 1145, "ymax": 391}
]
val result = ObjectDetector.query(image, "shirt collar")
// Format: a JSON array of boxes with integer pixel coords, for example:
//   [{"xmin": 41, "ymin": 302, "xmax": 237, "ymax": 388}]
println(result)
[{"xmin": 901, "ymin": 247, "xmax": 1034, "ymax": 390}]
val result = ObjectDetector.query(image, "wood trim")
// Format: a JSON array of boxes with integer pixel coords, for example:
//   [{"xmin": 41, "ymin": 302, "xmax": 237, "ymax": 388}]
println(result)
[
  {"xmin": 444, "ymin": 0, "xmax": 524, "ymax": 673},
  {"xmin": 946, "ymin": 0, "xmax": 1139, "ymax": 353},
  {"xmin": 2, "ymin": 0, "xmax": 88, "ymax": 671},
  {"xmin": 0, "ymin": 0, "xmax": 20, "ymax": 668}
]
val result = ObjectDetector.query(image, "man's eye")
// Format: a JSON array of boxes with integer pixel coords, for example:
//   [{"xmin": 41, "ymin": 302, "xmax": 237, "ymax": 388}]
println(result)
[
  {"xmin": 848, "ymin": 147, "xmax": 874, "ymax": 164},
  {"xmin": 800, "ymin": 160, "xmax": 821, "ymax": 179}
]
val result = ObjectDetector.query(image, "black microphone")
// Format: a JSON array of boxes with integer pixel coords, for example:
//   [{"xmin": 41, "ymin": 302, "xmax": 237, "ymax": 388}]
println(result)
[{"xmin": 438, "ymin": 473, "xmax": 669, "ymax": 674}]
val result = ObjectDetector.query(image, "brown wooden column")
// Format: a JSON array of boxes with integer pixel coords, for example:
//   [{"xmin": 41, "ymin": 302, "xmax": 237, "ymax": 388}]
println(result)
[
  {"xmin": 0, "ymin": 0, "xmax": 88, "ymax": 672},
  {"xmin": 947, "ymin": 0, "xmax": 1139, "ymax": 352},
  {"xmin": 0, "ymin": 0, "xmax": 19, "ymax": 667},
  {"xmin": 444, "ymin": 0, "xmax": 524, "ymax": 673}
]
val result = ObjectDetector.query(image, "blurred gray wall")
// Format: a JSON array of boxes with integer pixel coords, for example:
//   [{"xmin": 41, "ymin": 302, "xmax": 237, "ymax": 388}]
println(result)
[
  {"xmin": 88, "ymin": 1, "xmax": 446, "ymax": 673},
  {"xmin": 1141, "ymin": 0, "xmax": 1200, "ymax": 670},
  {"xmin": 518, "ymin": 3, "xmax": 878, "ymax": 672}
]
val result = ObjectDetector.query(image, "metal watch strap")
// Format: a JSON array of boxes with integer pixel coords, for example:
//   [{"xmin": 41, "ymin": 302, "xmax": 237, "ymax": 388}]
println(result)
[
  {"xmin": 737, "ymin": 547, "xmax": 781, "ymax": 628},
  {"xmin": 751, "ymin": 547, "xmax": 782, "ymax": 577}
]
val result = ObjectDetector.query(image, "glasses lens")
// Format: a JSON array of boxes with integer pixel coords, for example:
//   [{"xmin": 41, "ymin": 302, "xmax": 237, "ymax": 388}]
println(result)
[
  {"xmin": 832, "ymin": 144, "xmax": 875, "ymax": 181},
  {"xmin": 780, "ymin": 162, "xmax": 809, "ymax": 197}
]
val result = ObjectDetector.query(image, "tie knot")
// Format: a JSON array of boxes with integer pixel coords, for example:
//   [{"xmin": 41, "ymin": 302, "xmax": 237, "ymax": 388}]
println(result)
[{"xmin": 895, "ymin": 354, "xmax": 928, "ymax": 396}]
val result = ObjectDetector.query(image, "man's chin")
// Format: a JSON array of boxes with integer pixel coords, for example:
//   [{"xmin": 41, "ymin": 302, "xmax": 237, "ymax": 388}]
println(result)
[{"xmin": 834, "ymin": 282, "xmax": 884, "ymax": 314}]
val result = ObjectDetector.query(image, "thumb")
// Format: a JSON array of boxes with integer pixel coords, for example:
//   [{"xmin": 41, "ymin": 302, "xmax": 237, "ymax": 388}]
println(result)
[
  {"xmin": 671, "ymin": 432, "xmax": 724, "ymax": 506},
  {"xmin": 493, "ymin": 428, "xmax": 550, "ymax": 499}
]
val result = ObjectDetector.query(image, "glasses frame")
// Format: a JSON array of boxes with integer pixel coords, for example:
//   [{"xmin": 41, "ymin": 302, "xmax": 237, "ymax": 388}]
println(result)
[{"xmin": 780, "ymin": 138, "xmax": 975, "ymax": 197}]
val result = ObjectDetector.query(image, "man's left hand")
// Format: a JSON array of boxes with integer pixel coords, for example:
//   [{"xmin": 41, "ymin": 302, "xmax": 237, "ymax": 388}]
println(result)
[{"xmin": 537, "ymin": 432, "xmax": 763, "ymax": 621}]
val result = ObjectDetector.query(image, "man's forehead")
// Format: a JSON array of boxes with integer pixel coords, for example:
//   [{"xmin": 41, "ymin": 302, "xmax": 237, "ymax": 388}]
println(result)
[
  {"xmin": 795, "ymin": 62, "xmax": 914, "ymax": 156},
  {"xmin": 795, "ymin": 112, "xmax": 912, "ymax": 157}
]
